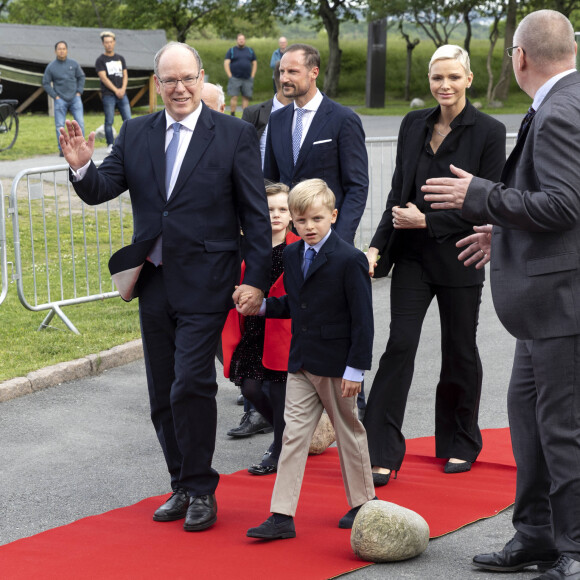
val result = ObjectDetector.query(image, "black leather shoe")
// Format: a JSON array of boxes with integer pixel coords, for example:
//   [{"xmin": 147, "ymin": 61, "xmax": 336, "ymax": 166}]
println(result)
[
  {"xmin": 532, "ymin": 556, "xmax": 580, "ymax": 579},
  {"xmin": 473, "ymin": 537, "xmax": 558, "ymax": 572},
  {"xmin": 338, "ymin": 497, "xmax": 378, "ymax": 529},
  {"xmin": 444, "ymin": 460, "xmax": 472, "ymax": 474},
  {"xmin": 152, "ymin": 488, "xmax": 189, "ymax": 521},
  {"xmin": 183, "ymin": 494, "xmax": 217, "ymax": 531},
  {"xmin": 226, "ymin": 410, "xmax": 273, "ymax": 437},
  {"xmin": 237, "ymin": 393, "xmax": 244, "ymax": 405},
  {"xmin": 248, "ymin": 463, "xmax": 277, "ymax": 475},
  {"xmin": 247, "ymin": 515, "xmax": 296, "ymax": 539}
]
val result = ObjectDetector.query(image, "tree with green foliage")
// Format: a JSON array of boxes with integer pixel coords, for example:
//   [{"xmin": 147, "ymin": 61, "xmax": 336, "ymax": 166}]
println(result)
[
  {"xmin": 7, "ymin": 0, "xmax": 121, "ymax": 27},
  {"xmin": 246, "ymin": 0, "xmax": 367, "ymax": 97}
]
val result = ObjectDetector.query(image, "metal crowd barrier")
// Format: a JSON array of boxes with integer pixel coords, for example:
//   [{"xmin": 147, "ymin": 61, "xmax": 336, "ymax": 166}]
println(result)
[
  {"xmin": 0, "ymin": 181, "xmax": 7, "ymax": 305},
  {"xmin": 2, "ymin": 132, "xmax": 519, "ymax": 332},
  {"xmin": 9, "ymin": 162, "xmax": 132, "ymax": 334}
]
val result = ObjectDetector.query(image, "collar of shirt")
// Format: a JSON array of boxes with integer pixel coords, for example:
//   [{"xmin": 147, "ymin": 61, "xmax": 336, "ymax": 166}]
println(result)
[
  {"xmin": 272, "ymin": 94, "xmax": 286, "ymax": 112},
  {"xmin": 164, "ymin": 105, "xmax": 202, "ymax": 197},
  {"xmin": 292, "ymin": 89, "xmax": 323, "ymax": 142},
  {"xmin": 303, "ymin": 227, "xmax": 332, "ymax": 258},
  {"xmin": 532, "ymin": 69, "xmax": 576, "ymax": 111}
]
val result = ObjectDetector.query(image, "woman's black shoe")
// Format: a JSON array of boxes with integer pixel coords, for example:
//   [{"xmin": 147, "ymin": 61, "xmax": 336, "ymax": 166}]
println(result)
[
  {"xmin": 444, "ymin": 460, "xmax": 472, "ymax": 473},
  {"xmin": 372, "ymin": 469, "xmax": 397, "ymax": 487}
]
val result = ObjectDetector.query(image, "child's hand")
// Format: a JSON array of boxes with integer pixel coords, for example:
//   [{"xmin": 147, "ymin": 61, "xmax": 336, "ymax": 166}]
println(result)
[
  {"xmin": 341, "ymin": 379, "xmax": 361, "ymax": 398},
  {"xmin": 237, "ymin": 291, "xmax": 254, "ymax": 305}
]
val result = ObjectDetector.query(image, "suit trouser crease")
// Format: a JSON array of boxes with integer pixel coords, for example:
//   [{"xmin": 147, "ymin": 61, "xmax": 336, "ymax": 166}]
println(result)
[
  {"xmin": 270, "ymin": 370, "xmax": 374, "ymax": 516},
  {"xmin": 509, "ymin": 337, "xmax": 580, "ymax": 557},
  {"xmin": 364, "ymin": 258, "xmax": 483, "ymax": 470},
  {"xmin": 139, "ymin": 263, "xmax": 227, "ymax": 495}
]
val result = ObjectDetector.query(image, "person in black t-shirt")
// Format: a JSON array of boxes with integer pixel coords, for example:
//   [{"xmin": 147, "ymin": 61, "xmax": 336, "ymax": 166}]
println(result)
[{"xmin": 95, "ymin": 31, "xmax": 132, "ymax": 152}]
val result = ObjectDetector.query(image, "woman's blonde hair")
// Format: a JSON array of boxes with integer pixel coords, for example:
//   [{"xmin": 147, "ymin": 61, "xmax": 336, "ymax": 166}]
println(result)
[{"xmin": 429, "ymin": 44, "xmax": 471, "ymax": 75}]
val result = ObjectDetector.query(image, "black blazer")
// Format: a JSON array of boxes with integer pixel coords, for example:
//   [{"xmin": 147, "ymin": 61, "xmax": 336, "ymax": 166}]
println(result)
[
  {"xmin": 371, "ymin": 101, "xmax": 506, "ymax": 284},
  {"xmin": 265, "ymin": 231, "xmax": 373, "ymax": 377},
  {"xmin": 72, "ymin": 103, "xmax": 272, "ymax": 313},
  {"xmin": 241, "ymin": 98, "xmax": 273, "ymax": 139},
  {"xmin": 263, "ymin": 94, "xmax": 369, "ymax": 245}
]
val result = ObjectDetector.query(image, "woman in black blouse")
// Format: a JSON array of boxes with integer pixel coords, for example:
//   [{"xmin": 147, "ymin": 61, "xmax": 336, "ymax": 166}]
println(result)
[{"xmin": 364, "ymin": 45, "xmax": 506, "ymax": 486}]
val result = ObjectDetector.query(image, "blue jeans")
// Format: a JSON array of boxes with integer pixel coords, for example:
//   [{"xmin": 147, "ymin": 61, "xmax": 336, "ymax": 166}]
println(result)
[
  {"xmin": 54, "ymin": 95, "xmax": 84, "ymax": 151},
  {"xmin": 103, "ymin": 94, "xmax": 132, "ymax": 145}
]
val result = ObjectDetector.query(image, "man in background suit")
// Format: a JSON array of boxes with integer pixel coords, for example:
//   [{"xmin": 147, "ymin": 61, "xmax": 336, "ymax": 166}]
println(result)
[
  {"xmin": 423, "ymin": 10, "xmax": 580, "ymax": 579},
  {"xmin": 242, "ymin": 61, "xmax": 292, "ymax": 168},
  {"xmin": 60, "ymin": 42, "xmax": 271, "ymax": 533},
  {"xmin": 263, "ymin": 43, "xmax": 368, "ymax": 246}
]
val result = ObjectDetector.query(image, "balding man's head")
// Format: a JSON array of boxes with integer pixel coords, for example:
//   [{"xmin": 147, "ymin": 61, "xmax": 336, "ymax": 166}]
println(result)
[
  {"xmin": 201, "ymin": 82, "xmax": 226, "ymax": 113},
  {"xmin": 515, "ymin": 10, "xmax": 576, "ymax": 69}
]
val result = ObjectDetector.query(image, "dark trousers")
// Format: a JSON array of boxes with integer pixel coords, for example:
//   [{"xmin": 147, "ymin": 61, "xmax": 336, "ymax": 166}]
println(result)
[
  {"xmin": 363, "ymin": 258, "xmax": 483, "ymax": 470},
  {"xmin": 139, "ymin": 262, "xmax": 227, "ymax": 495},
  {"xmin": 509, "ymin": 337, "xmax": 580, "ymax": 558}
]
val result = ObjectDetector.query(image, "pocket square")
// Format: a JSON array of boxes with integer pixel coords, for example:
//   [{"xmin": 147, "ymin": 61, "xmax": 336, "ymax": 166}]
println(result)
[{"xmin": 313, "ymin": 139, "xmax": 332, "ymax": 145}]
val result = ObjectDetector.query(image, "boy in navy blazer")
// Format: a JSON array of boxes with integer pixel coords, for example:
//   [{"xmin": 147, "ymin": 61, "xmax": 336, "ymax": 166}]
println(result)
[{"xmin": 241, "ymin": 178, "xmax": 375, "ymax": 540}]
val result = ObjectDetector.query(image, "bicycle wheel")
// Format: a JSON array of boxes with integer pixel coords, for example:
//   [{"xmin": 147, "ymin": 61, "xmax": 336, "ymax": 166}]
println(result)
[{"xmin": 0, "ymin": 103, "xmax": 19, "ymax": 151}]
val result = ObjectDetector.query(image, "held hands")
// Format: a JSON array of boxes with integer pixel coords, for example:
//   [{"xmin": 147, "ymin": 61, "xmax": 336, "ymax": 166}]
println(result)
[
  {"xmin": 233, "ymin": 284, "xmax": 264, "ymax": 316},
  {"xmin": 422, "ymin": 164, "xmax": 474, "ymax": 210},
  {"xmin": 392, "ymin": 202, "xmax": 426, "ymax": 229},
  {"xmin": 456, "ymin": 225, "xmax": 492, "ymax": 269},
  {"xmin": 59, "ymin": 120, "xmax": 95, "ymax": 171},
  {"xmin": 341, "ymin": 379, "xmax": 361, "ymax": 398}
]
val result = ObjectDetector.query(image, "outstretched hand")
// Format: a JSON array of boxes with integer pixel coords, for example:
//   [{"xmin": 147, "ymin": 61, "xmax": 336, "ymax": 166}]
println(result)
[
  {"xmin": 422, "ymin": 164, "xmax": 474, "ymax": 210},
  {"xmin": 59, "ymin": 120, "xmax": 95, "ymax": 171},
  {"xmin": 456, "ymin": 225, "xmax": 492, "ymax": 269}
]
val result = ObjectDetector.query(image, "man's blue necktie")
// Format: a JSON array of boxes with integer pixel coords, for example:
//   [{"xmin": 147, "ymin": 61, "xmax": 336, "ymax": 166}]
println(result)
[
  {"xmin": 149, "ymin": 122, "xmax": 182, "ymax": 266},
  {"xmin": 165, "ymin": 122, "xmax": 182, "ymax": 195},
  {"xmin": 517, "ymin": 106, "xmax": 535, "ymax": 140},
  {"xmin": 292, "ymin": 108, "xmax": 305, "ymax": 165},
  {"xmin": 303, "ymin": 247, "xmax": 316, "ymax": 278}
]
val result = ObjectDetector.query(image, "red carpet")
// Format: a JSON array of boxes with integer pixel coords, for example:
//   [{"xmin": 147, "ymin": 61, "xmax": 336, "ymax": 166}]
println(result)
[{"xmin": 0, "ymin": 428, "xmax": 516, "ymax": 579}]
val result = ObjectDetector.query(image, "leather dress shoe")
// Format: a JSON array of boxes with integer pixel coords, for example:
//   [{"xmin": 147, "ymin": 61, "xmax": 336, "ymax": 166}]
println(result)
[
  {"xmin": 473, "ymin": 537, "xmax": 558, "ymax": 572},
  {"xmin": 183, "ymin": 494, "xmax": 217, "ymax": 531},
  {"xmin": 444, "ymin": 460, "xmax": 472, "ymax": 474},
  {"xmin": 247, "ymin": 515, "xmax": 296, "ymax": 539},
  {"xmin": 532, "ymin": 556, "xmax": 580, "ymax": 579},
  {"xmin": 152, "ymin": 488, "xmax": 189, "ymax": 521},
  {"xmin": 338, "ymin": 497, "xmax": 378, "ymax": 529},
  {"xmin": 248, "ymin": 463, "xmax": 277, "ymax": 475},
  {"xmin": 226, "ymin": 409, "xmax": 273, "ymax": 437}
]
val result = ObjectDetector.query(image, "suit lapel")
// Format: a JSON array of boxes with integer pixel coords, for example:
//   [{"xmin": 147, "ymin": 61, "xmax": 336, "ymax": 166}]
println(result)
[
  {"xmin": 276, "ymin": 105, "xmax": 294, "ymax": 176},
  {"xmin": 147, "ymin": 112, "xmax": 167, "ymax": 201},
  {"xmin": 171, "ymin": 104, "xmax": 215, "ymax": 199},
  {"xmin": 293, "ymin": 96, "xmax": 333, "ymax": 174},
  {"xmin": 402, "ymin": 116, "xmax": 428, "ymax": 206}
]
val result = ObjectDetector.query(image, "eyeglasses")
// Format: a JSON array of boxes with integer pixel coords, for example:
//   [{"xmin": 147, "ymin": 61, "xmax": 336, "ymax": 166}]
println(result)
[
  {"xmin": 505, "ymin": 46, "xmax": 525, "ymax": 58},
  {"xmin": 158, "ymin": 74, "xmax": 200, "ymax": 89}
]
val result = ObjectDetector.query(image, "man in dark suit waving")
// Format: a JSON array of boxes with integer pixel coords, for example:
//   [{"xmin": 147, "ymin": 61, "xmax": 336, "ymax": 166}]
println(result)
[
  {"xmin": 60, "ymin": 42, "xmax": 271, "ymax": 533},
  {"xmin": 263, "ymin": 43, "xmax": 368, "ymax": 246},
  {"xmin": 423, "ymin": 10, "xmax": 580, "ymax": 579}
]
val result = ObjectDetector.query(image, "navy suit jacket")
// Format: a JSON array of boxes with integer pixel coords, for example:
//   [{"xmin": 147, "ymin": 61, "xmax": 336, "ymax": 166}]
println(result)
[
  {"xmin": 265, "ymin": 231, "xmax": 373, "ymax": 377},
  {"xmin": 464, "ymin": 72, "xmax": 580, "ymax": 340},
  {"xmin": 263, "ymin": 94, "xmax": 369, "ymax": 244},
  {"xmin": 72, "ymin": 103, "xmax": 272, "ymax": 314}
]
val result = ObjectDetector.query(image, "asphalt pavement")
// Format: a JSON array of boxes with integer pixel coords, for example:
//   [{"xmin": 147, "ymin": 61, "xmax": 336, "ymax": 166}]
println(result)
[{"xmin": 0, "ymin": 112, "xmax": 540, "ymax": 579}]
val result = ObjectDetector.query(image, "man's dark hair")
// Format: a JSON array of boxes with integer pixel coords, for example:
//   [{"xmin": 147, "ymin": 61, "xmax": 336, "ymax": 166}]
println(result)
[
  {"xmin": 55, "ymin": 41, "xmax": 68, "ymax": 50},
  {"xmin": 285, "ymin": 43, "xmax": 320, "ymax": 69}
]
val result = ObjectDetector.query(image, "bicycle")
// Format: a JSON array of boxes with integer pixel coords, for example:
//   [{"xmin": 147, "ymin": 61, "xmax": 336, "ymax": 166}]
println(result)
[{"xmin": 0, "ymin": 81, "xmax": 19, "ymax": 152}]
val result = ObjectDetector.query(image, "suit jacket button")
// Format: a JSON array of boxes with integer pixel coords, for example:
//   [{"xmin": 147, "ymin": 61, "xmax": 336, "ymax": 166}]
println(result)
[
  {"xmin": 163, "ymin": 211, "xmax": 168, "ymax": 217},
  {"xmin": 301, "ymin": 303, "xmax": 307, "ymax": 309},
  {"xmin": 301, "ymin": 325, "xmax": 307, "ymax": 332}
]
